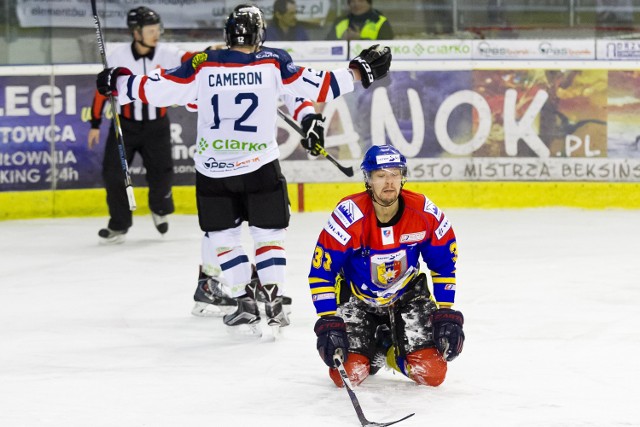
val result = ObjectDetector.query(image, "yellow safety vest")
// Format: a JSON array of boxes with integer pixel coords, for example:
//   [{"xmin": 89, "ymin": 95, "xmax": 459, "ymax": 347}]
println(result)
[{"xmin": 334, "ymin": 15, "xmax": 387, "ymax": 40}]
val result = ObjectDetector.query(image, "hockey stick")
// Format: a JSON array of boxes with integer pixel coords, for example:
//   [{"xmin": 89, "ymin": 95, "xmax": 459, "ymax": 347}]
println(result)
[
  {"xmin": 276, "ymin": 109, "xmax": 355, "ymax": 177},
  {"xmin": 90, "ymin": 0, "xmax": 137, "ymax": 211},
  {"xmin": 333, "ymin": 352, "xmax": 415, "ymax": 427}
]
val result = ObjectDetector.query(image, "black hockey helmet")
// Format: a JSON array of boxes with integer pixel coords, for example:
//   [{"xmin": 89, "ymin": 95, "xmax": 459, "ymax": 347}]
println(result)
[
  {"xmin": 224, "ymin": 4, "xmax": 266, "ymax": 47},
  {"xmin": 127, "ymin": 6, "xmax": 162, "ymax": 31}
]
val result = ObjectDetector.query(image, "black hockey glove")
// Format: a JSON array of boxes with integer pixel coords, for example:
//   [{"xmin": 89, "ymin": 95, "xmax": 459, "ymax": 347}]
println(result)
[
  {"xmin": 300, "ymin": 114, "xmax": 325, "ymax": 156},
  {"xmin": 96, "ymin": 67, "xmax": 132, "ymax": 96},
  {"xmin": 430, "ymin": 308, "xmax": 465, "ymax": 362},
  {"xmin": 314, "ymin": 315, "xmax": 348, "ymax": 368},
  {"xmin": 349, "ymin": 44, "xmax": 392, "ymax": 89}
]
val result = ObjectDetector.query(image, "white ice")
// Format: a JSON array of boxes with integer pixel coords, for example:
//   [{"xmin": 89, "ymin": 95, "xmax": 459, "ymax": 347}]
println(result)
[{"xmin": 1, "ymin": 209, "xmax": 639, "ymax": 427}]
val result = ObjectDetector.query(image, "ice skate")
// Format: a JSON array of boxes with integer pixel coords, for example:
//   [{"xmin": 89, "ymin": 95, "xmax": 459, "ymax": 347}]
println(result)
[
  {"xmin": 151, "ymin": 212, "xmax": 169, "ymax": 234},
  {"xmin": 261, "ymin": 284, "xmax": 290, "ymax": 332},
  {"xmin": 250, "ymin": 265, "xmax": 293, "ymax": 315},
  {"xmin": 223, "ymin": 283, "xmax": 261, "ymax": 337},
  {"xmin": 98, "ymin": 227, "xmax": 127, "ymax": 245},
  {"xmin": 192, "ymin": 268, "xmax": 236, "ymax": 317}
]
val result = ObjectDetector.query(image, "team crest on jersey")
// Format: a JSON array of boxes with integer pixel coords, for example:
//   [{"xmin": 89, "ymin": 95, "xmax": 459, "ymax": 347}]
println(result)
[
  {"xmin": 381, "ymin": 226, "xmax": 394, "ymax": 245},
  {"xmin": 334, "ymin": 200, "xmax": 363, "ymax": 228},
  {"xmin": 191, "ymin": 52, "xmax": 207, "ymax": 70},
  {"xmin": 370, "ymin": 250, "xmax": 407, "ymax": 289}
]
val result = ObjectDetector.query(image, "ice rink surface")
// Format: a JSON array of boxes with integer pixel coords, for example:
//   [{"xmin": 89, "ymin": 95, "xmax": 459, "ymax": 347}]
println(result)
[{"xmin": 1, "ymin": 209, "xmax": 639, "ymax": 427}]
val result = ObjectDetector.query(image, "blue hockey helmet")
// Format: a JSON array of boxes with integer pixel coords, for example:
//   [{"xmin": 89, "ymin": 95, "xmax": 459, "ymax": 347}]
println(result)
[
  {"xmin": 361, "ymin": 144, "xmax": 407, "ymax": 173},
  {"xmin": 224, "ymin": 4, "xmax": 266, "ymax": 48}
]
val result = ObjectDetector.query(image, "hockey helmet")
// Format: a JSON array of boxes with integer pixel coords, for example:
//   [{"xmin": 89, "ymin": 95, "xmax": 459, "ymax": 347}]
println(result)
[
  {"xmin": 127, "ymin": 6, "xmax": 162, "ymax": 31},
  {"xmin": 360, "ymin": 144, "xmax": 407, "ymax": 184},
  {"xmin": 224, "ymin": 4, "xmax": 266, "ymax": 48}
]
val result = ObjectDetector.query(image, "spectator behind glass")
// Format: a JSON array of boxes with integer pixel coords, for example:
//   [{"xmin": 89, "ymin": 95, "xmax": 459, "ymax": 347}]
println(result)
[
  {"xmin": 326, "ymin": 0, "xmax": 393, "ymax": 41},
  {"xmin": 265, "ymin": 0, "xmax": 309, "ymax": 41}
]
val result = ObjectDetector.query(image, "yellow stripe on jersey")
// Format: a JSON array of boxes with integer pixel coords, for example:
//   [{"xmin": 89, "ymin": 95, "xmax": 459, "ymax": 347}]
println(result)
[
  {"xmin": 309, "ymin": 277, "xmax": 331, "ymax": 284},
  {"xmin": 310, "ymin": 286, "xmax": 335, "ymax": 294},
  {"xmin": 432, "ymin": 277, "xmax": 456, "ymax": 284},
  {"xmin": 318, "ymin": 310, "xmax": 337, "ymax": 317}
]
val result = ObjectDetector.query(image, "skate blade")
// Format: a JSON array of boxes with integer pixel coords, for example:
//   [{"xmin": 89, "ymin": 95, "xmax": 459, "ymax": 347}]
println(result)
[
  {"xmin": 98, "ymin": 235, "xmax": 126, "ymax": 245},
  {"xmin": 225, "ymin": 322, "xmax": 262, "ymax": 338},
  {"xmin": 270, "ymin": 325, "xmax": 284, "ymax": 339},
  {"xmin": 191, "ymin": 302, "xmax": 235, "ymax": 317}
]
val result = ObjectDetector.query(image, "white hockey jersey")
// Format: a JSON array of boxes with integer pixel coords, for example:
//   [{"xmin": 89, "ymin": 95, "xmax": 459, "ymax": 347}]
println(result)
[
  {"xmin": 91, "ymin": 43, "xmax": 191, "ymax": 126},
  {"xmin": 114, "ymin": 47, "xmax": 355, "ymax": 178}
]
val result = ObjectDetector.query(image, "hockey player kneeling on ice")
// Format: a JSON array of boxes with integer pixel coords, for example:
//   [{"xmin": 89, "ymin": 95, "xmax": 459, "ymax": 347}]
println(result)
[
  {"xmin": 310, "ymin": 144, "xmax": 465, "ymax": 387},
  {"xmin": 97, "ymin": 3, "xmax": 391, "ymax": 335}
]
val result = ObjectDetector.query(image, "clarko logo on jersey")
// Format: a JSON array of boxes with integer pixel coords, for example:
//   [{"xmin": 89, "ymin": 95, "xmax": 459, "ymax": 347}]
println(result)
[{"xmin": 210, "ymin": 139, "xmax": 268, "ymax": 152}]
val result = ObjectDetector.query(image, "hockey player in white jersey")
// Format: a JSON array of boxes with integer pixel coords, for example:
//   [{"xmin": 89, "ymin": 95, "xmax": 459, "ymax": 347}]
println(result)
[{"xmin": 96, "ymin": 4, "xmax": 392, "ymax": 334}]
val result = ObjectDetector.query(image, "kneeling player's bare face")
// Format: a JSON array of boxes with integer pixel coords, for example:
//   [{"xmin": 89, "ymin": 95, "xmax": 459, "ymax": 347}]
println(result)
[{"xmin": 369, "ymin": 168, "xmax": 402, "ymax": 205}]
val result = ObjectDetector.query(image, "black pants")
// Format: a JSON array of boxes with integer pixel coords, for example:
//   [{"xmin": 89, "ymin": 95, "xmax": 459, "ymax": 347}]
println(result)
[
  {"xmin": 196, "ymin": 160, "xmax": 290, "ymax": 232},
  {"xmin": 102, "ymin": 116, "xmax": 174, "ymax": 231},
  {"xmin": 337, "ymin": 274, "xmax": 438, "ymax": 360}
]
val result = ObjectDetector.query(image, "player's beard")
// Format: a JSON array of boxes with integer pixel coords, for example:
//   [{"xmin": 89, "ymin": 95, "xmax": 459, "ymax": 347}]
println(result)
[{"xmin": 373, "ymin": 186, "xmax": 400, "ymax": 207}]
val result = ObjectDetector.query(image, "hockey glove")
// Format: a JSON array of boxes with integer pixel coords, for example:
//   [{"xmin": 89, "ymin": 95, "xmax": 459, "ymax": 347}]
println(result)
[
  {"xmin": 314, "ymin": 315, "xmax": 348, "ymax": 367},
  {"xmin": 300, "ymin": 114, "xmax": 325, "ymax": 156},
  {"xmin": 349, "ymin": 44, "xmax": 392, "ymax": 89},
  {"xmin": 96, "ymin": 67, "xmax": 132, "ymax": 96},
  {"xmin": 430, "ymin": 308, "xmax": 465, "ymax": 362}
]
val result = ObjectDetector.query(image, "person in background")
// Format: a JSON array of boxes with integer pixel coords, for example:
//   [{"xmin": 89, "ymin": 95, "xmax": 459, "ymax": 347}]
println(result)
[
  {"xmin": 96, "ymin": 4, "xmax": 392, "ymax": 335},
  {"xmin": 310, "ymin": 144, "xmax": 464, "ymax": 387},
  {"xmin": 326, "ymin": 0, "xmax": 394, "ymax": 41},
  {"xmin": 89, "ymin": 6, "xmax": 192, "ymax": 244},
  {"xmin": 265, "ymin": 0, "xmax": 310, "ymax": 41}
]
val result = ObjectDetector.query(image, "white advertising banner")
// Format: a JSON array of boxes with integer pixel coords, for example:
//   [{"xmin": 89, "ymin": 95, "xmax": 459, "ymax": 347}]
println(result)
[
  {"xmin": 16, "ymin": 0, "xmax": 330, "ymax": 29},
  {"xmin": 350, "ymin": 40, "xmax": 473, "ymax": 61},
  {"xmin": 280, "ymin": 158, "xmax": 640, "ymax": 183},
  {"xmin": 596, "ymin": 40, "xmax": 640, "ymax": 60},
  {"xmin": 471, "ymin": 39, "xmax": 596, "ymax": 60}
]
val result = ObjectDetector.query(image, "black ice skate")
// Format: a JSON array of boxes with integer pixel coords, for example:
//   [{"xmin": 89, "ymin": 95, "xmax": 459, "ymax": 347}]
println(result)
[
  {"xmin": 151, "ymin": 213, "xmax": 169, "ymax": 234},
  {"xmin": 223, "ymin": 285, "xmax": 261, "ymax": 336},
  {"xmin": 192, "ymin": 267, "xmax": 237, "ymax": 317},
  {"xmin": 250, "ymin": 265, "xmax": 293, "ymax": 316},
  {"xmin": 98, "ymin": 227, "xmax": 127, "ymax": 245},
  {"xmin": 261, "ymin": 284, "xmax": 290, "ymax": 328}
]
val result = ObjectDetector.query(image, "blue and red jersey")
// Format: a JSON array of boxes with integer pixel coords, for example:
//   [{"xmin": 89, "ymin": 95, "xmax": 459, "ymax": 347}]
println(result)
[{"xmin": 309, "ymin": 189, "xmax": 458, "ymax": 317}]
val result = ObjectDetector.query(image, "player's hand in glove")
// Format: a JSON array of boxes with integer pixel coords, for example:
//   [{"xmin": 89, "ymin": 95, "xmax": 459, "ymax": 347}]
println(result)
[
  {"xmin": 96, "ymin": 67, "xmax": 132, "ymax": 96},
  {"xmin": 430, "ymin": 308, "xmax": 465, "ymax": 362},
  {"xmin": 349, "ymin": 44, "xmax": 392, "ymax": 89},
  {"xmin": 300, "ymin": 114, "xmax": 325, "ymax": 156},
  {"xmin": 314, "ymin": 315, "xmax": 348, "ymax": 367}
]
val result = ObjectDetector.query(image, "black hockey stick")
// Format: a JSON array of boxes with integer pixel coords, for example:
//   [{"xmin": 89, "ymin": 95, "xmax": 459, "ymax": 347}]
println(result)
[
  {"xmin": 333, "ymin": 352, "xmax": 415, "ymax": 427},
  {"xmin": 276, "ymin": 109, "xmax": 355, "ymax": 177},
  {"xmin": 90, "ymin": 0, "xmax": 137, "ymax": 211}
]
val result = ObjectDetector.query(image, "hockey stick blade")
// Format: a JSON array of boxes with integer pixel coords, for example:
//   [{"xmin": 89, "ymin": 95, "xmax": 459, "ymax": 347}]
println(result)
[
  {"xmin": 333, "ymin": 354, "xmax": 415, "ymax": 427},
  {"xmin": 276, "ymin": 109, "xmax": 354, "ymax": 177}
]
